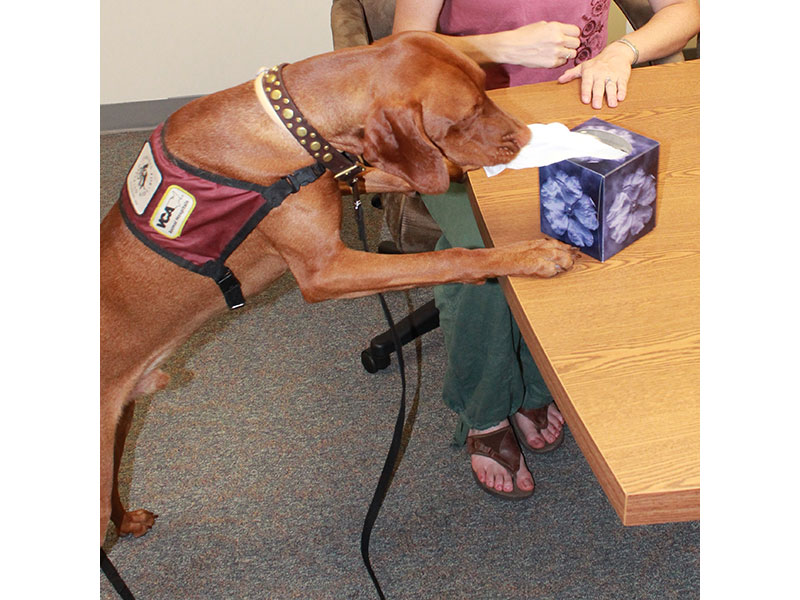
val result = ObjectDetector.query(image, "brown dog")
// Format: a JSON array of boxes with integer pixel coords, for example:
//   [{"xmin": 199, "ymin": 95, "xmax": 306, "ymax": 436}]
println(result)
[{"xmin": 100, "ymin": 31, "xmax": 576, "ymax": 545}]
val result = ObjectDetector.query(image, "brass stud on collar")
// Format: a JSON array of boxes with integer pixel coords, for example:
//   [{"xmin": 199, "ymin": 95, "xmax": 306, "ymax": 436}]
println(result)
[{"xmin": 260, "ymin": 64, "xmax": 360, "ymax": 180}]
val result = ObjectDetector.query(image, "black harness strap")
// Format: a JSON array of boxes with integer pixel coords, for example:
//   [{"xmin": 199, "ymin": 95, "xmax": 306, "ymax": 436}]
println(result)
[
  {"xmin": 119, "ymin": 128, "xmax": 327, "ymax": 311},
  {"xmin": 206, "ymin": 264, "xmax": 246, "ymax": 310}
]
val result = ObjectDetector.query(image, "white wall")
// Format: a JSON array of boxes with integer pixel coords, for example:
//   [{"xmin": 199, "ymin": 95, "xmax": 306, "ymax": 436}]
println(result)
[
  {"xmin": 101, "ymin": 0, "xmax": 334, "ymax": 104},
  {"xmin": 100, "ymin": 1, "xmax": 660, "ymax": 106}
]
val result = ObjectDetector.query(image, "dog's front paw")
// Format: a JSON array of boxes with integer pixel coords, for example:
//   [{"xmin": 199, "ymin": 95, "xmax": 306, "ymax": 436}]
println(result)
[
  {"xmin": 520, "ymin": 238, "xmax": 580, "ymax": 278},
  {"xmin": 118, "ymin": 509, "xmax": 158, "ymax": 538}
]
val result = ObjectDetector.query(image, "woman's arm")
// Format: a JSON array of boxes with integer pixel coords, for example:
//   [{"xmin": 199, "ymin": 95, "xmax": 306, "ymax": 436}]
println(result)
[
  {"xmin": 558, "ymin": 0, "xmax": 700, "ymax": 108},
  {"xmin": 392, "ymin": 0, "xmax": 442, "ymax": 33},
  {"xmin": 616, "ymin": 0, "xmax": 700, "ymax": 64},
  {"xmin": 393, "ymin": 0, "xmax": 581, "ymax": 69}
]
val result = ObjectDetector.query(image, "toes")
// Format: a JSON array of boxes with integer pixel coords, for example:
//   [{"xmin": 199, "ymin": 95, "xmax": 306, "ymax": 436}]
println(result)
[
  {"xmin": 546, "ymin": 405, "xmax": 565, "ymax": 438},
  {"xmin": 540, "ymin": 420, "xmax": 562, "ymax": 444},
  {"xmin": 549, "ymin": 404, "xmax": 565, "ymax": 426},
  {"xmin": 516, "ymin": 467, "xmax": 534, "ymax": 492},
  {"xmin": 487, "ymin": 469, "xmax": 511, "ymax": 492},
  {"xmin": 472, "ymin": 455, "xmax": 515, "ymax": 492},
  {"xmin": 538, "ymin": 239, "xmax": 580, "ymax": 271},
  {"xmin": 475, "ymin": 465, "xmax": 487, "ymax": 485},
  {"xmin": 537, "ymin": 260, "xmax": 561, "ymax": 278},
  {"xmin": 528, "ymin": 433, "xmax": 547, "ymax": 448},
  {"xmin": 127, "ymin": 509, "xmax": 157, "ymax": 523},
  {"xmin": 119, "ymin": 509, "xmax": 157, "ymax": 537},
  {"xmin": 555, "ymin": 248, "xmax": 576, "ymax": 270}
]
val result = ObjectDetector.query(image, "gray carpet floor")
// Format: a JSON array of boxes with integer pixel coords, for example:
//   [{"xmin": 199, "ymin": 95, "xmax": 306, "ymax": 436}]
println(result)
[{"xmin": 100, "ymin": 130, "xmax": 699, "ymax": 599}]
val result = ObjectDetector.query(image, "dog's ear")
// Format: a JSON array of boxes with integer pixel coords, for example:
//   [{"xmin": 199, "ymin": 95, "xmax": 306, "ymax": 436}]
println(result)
[{"xmin": 362, "ymin": 104, "xmax": 450, "ymax": 195}]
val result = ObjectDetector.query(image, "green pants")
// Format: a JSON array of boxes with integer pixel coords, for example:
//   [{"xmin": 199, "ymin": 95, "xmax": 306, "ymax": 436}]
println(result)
[{"xmin": 424, "ymin": 182, "xmax": 552, "ymax": 445}]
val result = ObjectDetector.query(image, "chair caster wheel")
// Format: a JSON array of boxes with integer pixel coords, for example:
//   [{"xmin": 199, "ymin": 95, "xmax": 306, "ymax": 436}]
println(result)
[{"xmin": 361, "ymin": 349, "xmax": 390, "ymax": 373}]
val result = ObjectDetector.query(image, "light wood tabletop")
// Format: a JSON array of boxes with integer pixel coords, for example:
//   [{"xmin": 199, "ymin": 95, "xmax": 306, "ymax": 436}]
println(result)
[{"xmin": 467, "ymin": 61, "xmax": 699, "ymax": 526}]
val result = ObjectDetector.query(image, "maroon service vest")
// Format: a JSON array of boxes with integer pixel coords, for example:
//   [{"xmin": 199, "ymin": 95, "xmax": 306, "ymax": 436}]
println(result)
[{"xmin": 118, "ymin": 123, "xmax": 325, "ymax": 308}]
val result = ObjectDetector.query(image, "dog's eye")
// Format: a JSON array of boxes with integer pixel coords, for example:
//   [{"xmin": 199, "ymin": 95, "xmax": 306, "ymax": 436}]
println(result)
[
  {"xmin": 469, "ymin": 100, "xmax": 483, "ymax": 117},
  {"xmin": 457, "ymin": 103, "xmax": 482, "ymax": 127}
]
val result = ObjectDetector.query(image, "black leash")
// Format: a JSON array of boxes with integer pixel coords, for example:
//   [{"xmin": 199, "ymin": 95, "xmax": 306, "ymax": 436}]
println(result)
[
  {"xmin": 101, "ymin": 548, "xmax": 136, "ymax": 600},
  {"xmin": 258, "ymin": 65, "xmax": 407, "ymax": 596},
  {"xmin": 351, "ymin": 183, "xmax": 407, "ymax": 600}
]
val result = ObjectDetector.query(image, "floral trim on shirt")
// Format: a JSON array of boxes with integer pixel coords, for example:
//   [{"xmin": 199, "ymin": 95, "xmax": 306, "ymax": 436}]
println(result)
[{"xmin": 575, "ymin": 0, "xmax": 610, "ymax": 64}]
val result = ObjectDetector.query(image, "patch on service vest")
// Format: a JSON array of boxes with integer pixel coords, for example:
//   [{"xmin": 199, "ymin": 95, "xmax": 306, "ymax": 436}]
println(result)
[
  {"xmin": 150, "ymin": 185, "xmax": 196, "ymax": 239},
  {"xmin": 127, "ymin": 142, "xmax": 162, "ymax": 215}
]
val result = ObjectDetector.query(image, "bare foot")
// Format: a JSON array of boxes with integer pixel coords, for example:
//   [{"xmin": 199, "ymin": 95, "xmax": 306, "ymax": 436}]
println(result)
[
  {"xmin": 469, "ymin": 420, "xmax": 534, "ymax": 494},
  {"xmin": 512, "ymin": 403, "xmax": 564, "ymax": 450}
]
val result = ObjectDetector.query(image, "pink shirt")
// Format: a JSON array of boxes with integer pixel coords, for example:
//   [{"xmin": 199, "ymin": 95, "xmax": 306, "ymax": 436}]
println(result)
[{"xmin": 438, "ymin": 0, "xmax": 610, "ymax": 89}]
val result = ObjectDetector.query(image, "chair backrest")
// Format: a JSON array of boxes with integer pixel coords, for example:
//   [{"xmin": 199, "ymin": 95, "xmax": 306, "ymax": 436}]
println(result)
[
  {"xmin": 331, "ymin": 0, "xmax": 690, "ymax": 63},
  {"xmin": 331, "ymin": 0, "xmax": 396, "ymax": 49}
]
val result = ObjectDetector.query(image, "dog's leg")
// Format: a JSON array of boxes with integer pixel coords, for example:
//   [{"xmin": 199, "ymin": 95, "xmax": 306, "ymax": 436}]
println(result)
[
  {"xmin": 110, "ymin": 399, "xmax": 158, "ymax": 539},
  {"xmin": 306, "ymin": 240, "xmax": 576, "ymax": 301},
  {"xmin": 101, "ymin": 398, "xmax": 120, "ymax": 544},
  {"xmin": 102, "ymin": 369, "xmax": 168, "ymax": 542},
  {"xmin": 280, "ymin": 231, "xmax": 577, "ymax": 303},
  {"xmin": 258, "ymin": 181, "xmax": 577, "ymax": 303}
]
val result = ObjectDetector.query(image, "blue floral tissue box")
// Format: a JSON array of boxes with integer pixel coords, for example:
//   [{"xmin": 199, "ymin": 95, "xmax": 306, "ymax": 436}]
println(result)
[{"xmin": 539, "ymin": 117, "xmax": 659, "ymax": 262}]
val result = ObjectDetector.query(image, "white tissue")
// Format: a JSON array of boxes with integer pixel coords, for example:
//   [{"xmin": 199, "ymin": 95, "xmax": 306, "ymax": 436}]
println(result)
[{"xmin": 484, "ymin": 123, "xmax": 628, "ymax": 177}]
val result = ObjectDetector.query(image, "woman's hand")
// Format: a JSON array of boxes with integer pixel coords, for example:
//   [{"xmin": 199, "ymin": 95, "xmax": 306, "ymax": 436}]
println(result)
[
  {"xmin": 558, "ymin": 41, "xmax": 636, "ymax": 109},
  {"xmin": 492, "ymin": 21, "xmax": 581, "ymax": 69}
]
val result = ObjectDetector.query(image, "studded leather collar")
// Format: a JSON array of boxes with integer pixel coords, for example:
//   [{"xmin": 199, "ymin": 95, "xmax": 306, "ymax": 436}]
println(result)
[{"xmin": 255, "ymin": 64, "xmax": 364, "ymax": 186}]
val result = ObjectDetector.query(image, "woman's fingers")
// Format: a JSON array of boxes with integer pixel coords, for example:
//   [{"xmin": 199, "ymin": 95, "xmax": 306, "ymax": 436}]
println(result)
[{"xmin": 559, "ymin": 53, "xmax": 633, "ymax": 109}]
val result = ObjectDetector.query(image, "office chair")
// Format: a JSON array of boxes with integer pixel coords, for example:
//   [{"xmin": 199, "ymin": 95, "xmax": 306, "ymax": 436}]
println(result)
[
  {"xmin": 330, "ymin": 0, "xmax": 695, "ymax": 373},
  {"xmin": 331, "ymin": 0, "xmax": 442, "ymax": 373}
]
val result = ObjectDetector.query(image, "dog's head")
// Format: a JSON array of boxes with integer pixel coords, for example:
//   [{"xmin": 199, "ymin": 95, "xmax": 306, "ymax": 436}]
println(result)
[{"xmin": 361, "ymin": 32, "xmax": 531, "ymax": 194}]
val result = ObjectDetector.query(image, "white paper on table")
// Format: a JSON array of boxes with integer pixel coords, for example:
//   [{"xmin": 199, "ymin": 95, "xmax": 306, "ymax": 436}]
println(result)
[{"xmin": 484, "ymin": 122, "xmax": 628, "ymax": 177}]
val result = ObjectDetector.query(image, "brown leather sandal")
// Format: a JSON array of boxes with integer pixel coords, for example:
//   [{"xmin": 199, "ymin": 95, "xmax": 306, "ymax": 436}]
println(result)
[
  {"xmin": 467, "ymin": 425, "xmax": 533, "ymax": 500},
  {"xmin": 512, "ymin": 403, "xmax": 565, "ymax": 454}
]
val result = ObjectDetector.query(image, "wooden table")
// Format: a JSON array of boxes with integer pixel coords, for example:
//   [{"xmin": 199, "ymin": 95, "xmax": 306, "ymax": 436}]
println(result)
[{"xmin": 467, "ymin": 61, "xmax": 699, "ymax": 526}]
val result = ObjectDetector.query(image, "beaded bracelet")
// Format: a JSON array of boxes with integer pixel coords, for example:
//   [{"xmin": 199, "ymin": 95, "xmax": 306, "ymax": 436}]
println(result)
[{"xmin": 616, "ymin": 38, "xmax": 640, "ymax": 65}]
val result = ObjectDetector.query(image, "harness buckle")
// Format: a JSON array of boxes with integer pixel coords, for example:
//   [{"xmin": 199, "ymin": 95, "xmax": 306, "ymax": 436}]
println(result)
[
  {"xmin": 333, "ymin": 163, "xmax": 364, "ymax": 184},
  {"xmin": 215, "ymin": 267, "xmax": 246, "ymax": 310},
  {"xmin": 284, "ymin": 172, "xmax": 301, "ymax": 194}
]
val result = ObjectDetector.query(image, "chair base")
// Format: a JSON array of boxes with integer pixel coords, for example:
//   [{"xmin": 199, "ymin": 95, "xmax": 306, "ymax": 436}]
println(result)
[{"xmin": 361, "ymin": 299, "xmax": 440, "ymax": 373}]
